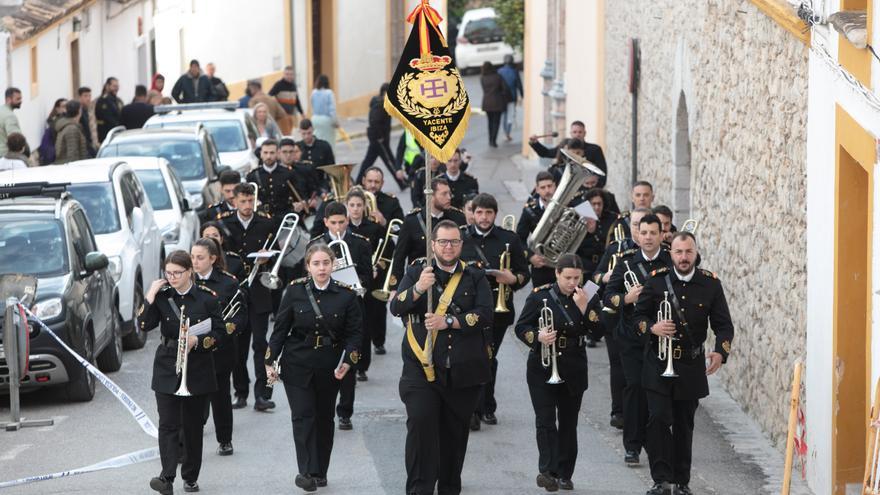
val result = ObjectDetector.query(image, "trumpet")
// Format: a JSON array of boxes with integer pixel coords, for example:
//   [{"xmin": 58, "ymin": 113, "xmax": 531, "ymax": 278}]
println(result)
[
  {"xmin": 259, "ymin": 213, "xmax": 301, "ymax": 290},
  {"xmin": 174, "ymin": 306, "xmax": 192, "ymax": 397},
  {"xmin": 539, "ymin": 299, "xmax": 564, "ymax": 384},
  {"xmin": 371, "ymin": 218, "xmax": 404, "ymax": 301},
  {"xmin": 656, "ymin": 291, "xmax": 678, "ymax": 378},
  {"xmin": 494, "ymin": 243, "xmax": 511, "ymax": 313},
  {"xmin": 607, "ymin": 223, "xmax": 626, "ymax": 272},
  {"xmin": 328, "ymin": 238, "xmax": 366, "ymax": 296},
  {"xmin": 623, "ymin": 260, "xmax": 641, "ymax": 292}
]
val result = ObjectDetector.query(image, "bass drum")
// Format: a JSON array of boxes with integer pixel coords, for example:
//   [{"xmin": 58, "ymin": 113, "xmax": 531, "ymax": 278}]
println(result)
[{"xmin": 280, "ymin": 227, "xmax": 309, "ymax": 267}]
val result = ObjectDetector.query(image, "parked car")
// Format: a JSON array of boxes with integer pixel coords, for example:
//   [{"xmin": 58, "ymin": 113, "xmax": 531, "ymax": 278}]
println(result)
[
  {"xmin": 129, "ymin": 157, "xmax": 200, "ymax": 257},
  {"xmin": 0, "ymin": 160, "xmax": 163, "ymax": 350},
  {"xmin": 144, "ymin": 102, "xmax": 260, "ymax": 175},
  {"xmin": 0, "ymin": 182, "xmax": 120, "ymax": 401},
  {"xmin": 455, "ymin": 7, "xmax": 522, "ymax": 72},
  {"xmin": 97, "ymin": 127, "xmax": 230, "ymax": 220}
]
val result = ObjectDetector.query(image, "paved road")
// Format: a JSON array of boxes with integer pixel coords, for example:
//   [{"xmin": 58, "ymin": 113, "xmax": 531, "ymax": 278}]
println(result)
[{"xmin": 0, "ymin": 75, "xmax": 796, "ymax": 495}]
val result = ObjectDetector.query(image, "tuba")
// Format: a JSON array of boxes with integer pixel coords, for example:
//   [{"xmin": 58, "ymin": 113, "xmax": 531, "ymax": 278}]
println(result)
[
  {"xmin": 539, "ymin": 299, "xmax": 564, "ymax": 384},
  {"xmin": 327, "ymin": 238, "xmax": 365, "ymax": 296},
  {"xmin": 494, "ymin": 243, "xmax": 511, "ymax": 313},
  {"xmin": 527, "ymin": 149, "xmax": 605, "ymax": 267},
  {"xmin": 371, "ymin": 218, "xmax": 404, "ymax": 301},
  {"xmin": 174, "ymin": 306, "xmax": 192, "ymax": 397},
  {"xmin": 319, "ymin": 163, "xmax": 354, "ymax": 200},
  {"xmin": 656, "ymin": 291, "xmax": 678, "ymax": 378}
]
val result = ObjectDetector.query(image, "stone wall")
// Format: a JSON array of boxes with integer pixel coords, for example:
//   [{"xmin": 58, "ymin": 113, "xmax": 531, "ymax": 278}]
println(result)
[{"xmin": 604, "ymin": 0, "xmax": 808, "ymax": 448}]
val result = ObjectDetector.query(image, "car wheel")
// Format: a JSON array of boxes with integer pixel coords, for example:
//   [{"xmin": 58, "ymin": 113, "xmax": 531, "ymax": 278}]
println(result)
[
  {"xmin": 65, "ymin": 328, "xmax": 96, "ymax": 402},
  {"xmin": 122, "ymin": 277, "xmax": 148, "ymax": 350},
  {"xmin": 97, "ymin": 304, "xmax": 124, "ymax": 372}
]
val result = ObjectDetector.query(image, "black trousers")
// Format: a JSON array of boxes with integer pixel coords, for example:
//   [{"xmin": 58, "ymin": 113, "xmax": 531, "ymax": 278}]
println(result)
[
  {"xmin": 476, "ymin": 322, "xmax": 508, "ymax": 415},
  {"xmin": 283, "ymin": 367, "xmax": 341, "ymax": 477},
  {"xmin": 156, "ymin": 392, "xmax": 209, "ymax": 482},
  {"xmin": 645, "ymin": 389, "xmax": 699, "ymax": 485},
  {"xmin": 250, "ymin": 308, "xmax": 273, "ymax": 400},
  {"xmin": 527, "ymin": 382, "xmax": 584, "ymax": 479},
  {"xmin": 399, "ymin": 375, "xmax": 482, "ymax": 495},
  {"xmin": 486, "ymin": 111, "xmax": 502, "ymax": 145},
  {"xmin": 604, "ymin": 330, "xmax": 624, "ymax": 417},
  {"xmin": 232, "ymin": 327, "xmax": 250, "ymax": 399},
  {"xmin": 620, "ymin": 343, "xmax": 648, "ymax": 453},
  {"xmin": 365, "ymin": 293, "xmax": 388, "ymax": 349},
  {"xmin": 336, "ymin": 298, "xmax": 366, "ymax": 418},
  {"xmin": 204, "ymin": 345, "xmax": 234, "ymax": 443},
  {"xmin": 355, "ymin": 137, "xmax": 406, "ymax": 188}
]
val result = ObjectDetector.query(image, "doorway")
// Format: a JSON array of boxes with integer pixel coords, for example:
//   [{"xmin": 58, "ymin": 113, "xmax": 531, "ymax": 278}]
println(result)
[
  {"xmin": 310, "ymin": 0, "xmax": 335, "ymax": 90},
  {"xmin": 70, "ymin": 39, "xmax": 80, "ymax": 96},
  {"xmin": 672, "ymin": 91, "xmax": 691, "ymax": 221}
]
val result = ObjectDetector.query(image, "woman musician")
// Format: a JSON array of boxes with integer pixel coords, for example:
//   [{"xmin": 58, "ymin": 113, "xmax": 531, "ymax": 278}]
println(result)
[
  {"xmin": 191, "ymin": 238, "xmax": 248, "ymax": 456},
  {"xmin": 265, "ymin": 243, "xmax": 363, "ymax": 492},
  {"xmin": 138, "ymin": 250, "xmax": 225, "ymax": 495},
  {"xmin": 514, "ymin": 253, "xmax": 592, "ymax": 492},
  {"xmin": 201, "ymin": 221, "xmax": 246, "ymax": 282}
]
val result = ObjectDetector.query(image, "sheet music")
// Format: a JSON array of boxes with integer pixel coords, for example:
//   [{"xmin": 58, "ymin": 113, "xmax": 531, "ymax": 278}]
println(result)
[
  {"xmin": 573, "ymin": 201, "xmax": 599, "ymax": 221},
  {"xmin": 583, "ymin": 281, "xmax": 600, "ymax": 302},
  {"xmin": 188, "ymin": 318, "xmax": 212, "ymax": 337}
]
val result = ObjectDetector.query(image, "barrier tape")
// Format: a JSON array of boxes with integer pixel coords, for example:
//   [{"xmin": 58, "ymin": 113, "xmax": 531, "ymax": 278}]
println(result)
[{"xmin": 0, "ymin": 447, "xmax": 160, "ymax": 488}]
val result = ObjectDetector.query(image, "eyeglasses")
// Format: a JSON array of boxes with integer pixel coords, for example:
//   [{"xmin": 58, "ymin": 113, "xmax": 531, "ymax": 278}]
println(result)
[
  {"xmin": 434, "ymin": 239, "xmax": 462, "ymax": 247},
  {"xmin": 164, "ymin": 270, "xmax": 189, "ymax": 279}
]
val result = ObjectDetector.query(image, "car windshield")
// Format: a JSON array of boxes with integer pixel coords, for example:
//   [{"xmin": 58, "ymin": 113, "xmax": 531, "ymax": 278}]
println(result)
[
  {"xmin": 463, "ymin": 17, "xmax": 503, "ymax": 43},
  {"xmin": 157, "ymin": 120, "xmax": 247, "ymax": 153},
  {"xmin": 66, "ymin": 183, "xmax": 121, "ymax": 234},
  {"xmin": 135, "ymin": 169, "xmax": 173, "ymax": 211},
  {"xmin": 0, "ymin": 219, "xmax": 67, "ymax": 277},
  {"xmin": 99, "ymin": 140, "xmax": 205, "ymax": 180}
]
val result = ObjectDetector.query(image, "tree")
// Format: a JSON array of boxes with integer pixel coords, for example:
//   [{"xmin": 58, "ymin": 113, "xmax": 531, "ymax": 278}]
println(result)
[{"xmin": 494, "ymin": 0, "xmax": 524, "ymax": 50}]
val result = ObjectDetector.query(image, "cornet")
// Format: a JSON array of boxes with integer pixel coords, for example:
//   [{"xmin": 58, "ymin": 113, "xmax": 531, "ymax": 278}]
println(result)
[
  {"xmin": 656, "ymin": 291, "xmax": 678, "ymax": 378},
  {"xmin": 623, "ymin": 260, "xmax": 641, "ymax": 292},
  {"xmin": 174, "ymin": 306, "xmax": 192, "ymax": 397},
  {"xmin": 259, "ymin": 213, "xmax": 301, "ymax": 290},
  {"xmin": 371, "ymin": 218, "xmax": 404, "ymax": 301},
  {"xmin": 494, "ymin": 243, "xmax": 511, "ymax": 313},
  {"xmin": 539, "ymin": 299, "xmax": 564, "ymax": 385},
  {"xmin": 328, "ymin": 238, "xmax": 366, "ymax": 296}
]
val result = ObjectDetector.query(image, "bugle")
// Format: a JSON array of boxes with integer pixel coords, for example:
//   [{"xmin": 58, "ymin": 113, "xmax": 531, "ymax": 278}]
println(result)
[
  {"xmin": 174, "ymin": 306, "xmax": 192, "ymax": 397},
  {"xmin": 494, "ymin": 243, "xmax": 511, "ymax": 313},
  {"xmin": 539, "ymin": 299, "xmax": 564, "ymax": 384},
  {"xmin": 371, "ymin": 218, "xmax": 404, "ymax": 301},
  {"xmin": 249, "ymin": 181, "xmax": 261, "ymax": 210},
  {"xmin": 259, "ymin": 213, "xmax": 302, "ymax": 289},
  {"xmin": 656, "ymin": 291, "xmax": 678, "ymax": 378}
]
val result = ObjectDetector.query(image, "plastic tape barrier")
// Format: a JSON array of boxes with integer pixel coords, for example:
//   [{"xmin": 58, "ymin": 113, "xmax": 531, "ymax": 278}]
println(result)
[{"xmin": 0, "ymin": 447, "xmax": 159, "ymax": 489}]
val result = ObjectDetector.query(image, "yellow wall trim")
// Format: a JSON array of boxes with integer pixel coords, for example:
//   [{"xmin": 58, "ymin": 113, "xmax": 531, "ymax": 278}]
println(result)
[
  {"xmin": 837, "ymin": 105, "xmax": 876, "ymax": 170},
  {"xmin": 337, "ymin": 92, "xmax": 373, "ymax": 119},
  {"xmin": 748, "ymin": 0, "xmax": 811, "ymax": 45}
]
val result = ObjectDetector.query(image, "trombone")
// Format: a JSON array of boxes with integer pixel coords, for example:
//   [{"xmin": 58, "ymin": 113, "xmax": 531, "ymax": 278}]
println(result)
[
  {"xmin": 222, "ymin": 289, "xmax": 243, "ymax": 320},
  {"xmin": 656, "ymin": 291, "xmax": 678, "ymax": 378},
  {"xmin": 371, "ymin": 218, "xmax": 404, "ymax": 302},
  {"xmin": 174, "ymin": 306, "xmax": 192, "ymax": 397},
  {"xmin": 539, "ymin": 299, "xmax": 564, "ymax": 384},
  {"xmin": 494, "ymin": 243, "xmax": 511, "ymax": 313},
  {"xmin": 327, "ymin": 238, "xmax": 366, "ymax": 296},
  {"xmin": 607, "ymin": 222, "xmax": 626, "ymax": 273},
  {"xmin": 259, "ymin": 213, "xmax": 301, "ymax": 290}
]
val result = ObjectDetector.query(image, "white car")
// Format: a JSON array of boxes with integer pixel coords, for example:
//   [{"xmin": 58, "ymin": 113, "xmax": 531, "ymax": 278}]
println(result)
[
  {"xmin": 455, "ymin": 8, "xmax": 522, "ymax": 72},
  {"xmin": 144, "ymin": 102, "xmax": 259, "ymax": 176},
  {"xmin": 129, "ymin": 157, "xmax": 200, "ymax": 257},
  {"xmin": 0, "ymin": 160, "xmax": 163, "ymax": 349}
]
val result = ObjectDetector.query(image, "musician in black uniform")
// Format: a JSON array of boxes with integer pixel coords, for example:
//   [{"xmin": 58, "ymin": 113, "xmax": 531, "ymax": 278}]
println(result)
[
  {"xmin": 438, "ymin": 150, "xmax": 479, "ymax": 209},
  {"xmin": 139, "ymin": 251, "xmax": 225, "ymax": 495},
  {"xmin": 529, "ymin": 120, "xmax": 607, "ymax": 184},
  {"xmin": 191, "ymin": 238, "xmax": 247, "ymax": 457},
  {"xmin": 514, "ymin": 253, "xmax": 591, "ymax": 492},
  {"xmin": 204, "ymin": 170, "xmax": 240, "ymax": 221},
  {"xmin": 266, "ymin": 244, "xmax": 363, "ymax": 492},
  {"xmin": 606, "ymin": 181, "xmax": 655, "ymax": 246},
  {"xmin": 604, "ymin": 213, "xmax": 673, "ymax": 468},
  {"xmin": 280, "ymin": 138, "xmax": 320, "ymax": 207},
  {"xmin": 410, "ymin": 155, "xmax": 444, "ymax": 209},
  {"xmin": 246, "ymin": 139, "xmax": 309, "ymax": 225},
  {"xmin": 391, "ymin": 178, "xmax": 467, "ymax": 292},
  {"xmin": 390, "ymin": 220, "xmax": 493, "ymax": 495},
  {"xmin": 297, "ymin": 119, "xmax": 336, "ymax": 193},
  {"xmin": 219, "ymin": 183, "xmax": 278, "ymax": 411},
  {"xmin": 461, "ymin": 193, "xmax": 530, "ymax": 429},
  {"xmin": 634, "ymin": 232, "xmax": 734, "ymax": 495},
  {"xmin": 200, "ymin": 222, "xmax": 246, "ymax": 282},
  {"xmin": 652, "ymin": 205, "xmax": 676, "ymax": 247},
  {"xmin": 517, "ymin": 171, "xmax": 557, "ymax": 288},
  {"xmin": 308, "ymin": 200, "xmax": 372, "ymax": 431}
]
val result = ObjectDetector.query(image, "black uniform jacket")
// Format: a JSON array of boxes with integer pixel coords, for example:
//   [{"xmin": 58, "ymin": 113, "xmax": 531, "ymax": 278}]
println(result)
[
  {"xmin": 267, "ymin": 278, "xmax": 363, "ymax": 387},
  {"xmin": 633, "ymin": 267, "xmax": 735, "ymax": 400},
  {"xmin": 390, "ymin": 260, "xmax": 494, "ymax": 389},
  {"xmin": 439, "ymin": 171, "xmax": 479, "ymax": 209},
  {"xmin": 138, "ymin": 284, "xmax": 225, "ymax": 395},
  {"xmin": 246, "ymin": 163, "xmax": 298, "ymax": 220},
  {"xmin": 205, "ymin": 200, "xmax": 236, "ymax": 222},
  {"xmin": 461, "ymin": 224, "xmax": 531, "ymax": 326},
  {"xmin": 516, "ymin": 196, "xmax": 555, "ymax": 287},
  {"xmin": 390, "ymin": 207, "xmax": 467, "ymax": 290},
  {"xmin": 514, "ymin": 283, "xmax": 590, "ymax": 395},
  {"xmin": 219, "ymin": 210, "xmax": 276, "ymax": 313},
  {"xmin": 195, "ymin": 268, "xmax": 247, "ymax": 342},
  {"xmin": 311, "ymin": 191, "xmax": 405, "ymax": 239},
  {"xmin": 604, "ymin": 248, "xmax": 673, "ymax": 346},
  {"xmin": 225, "ymin": 251, "xmax": 246, "ymax": 281},
  {"xmin": 309, "ymin": 230, "xmax": 373, "ymax": 291}
]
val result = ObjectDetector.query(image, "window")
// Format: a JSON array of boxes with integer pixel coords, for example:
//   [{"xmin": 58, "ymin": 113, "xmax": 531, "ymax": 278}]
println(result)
[
  {"xmin": 0, "ymin": 218, "xmax": 67, "ymax": 277},
  {"xmin": 66, "ymin": 182, "xmax": 122, "ymax": 234},
  {"xmin": 167, "ymin": 167, "xmax": 189, "ymax": 211},
  {"xmin": 150, "ymin": 120, "xmax": 248, "ymax": 152},
  {"xmin": 136, "ymin": 169, "xmax": 173, "ymax": 210},
  {"xmin": 67, "ymin": 213, "xmax": 86, "ymax": 269},
  {"xmin": 29, "ymin": 45, "xmax": 38, "ymax": 97},
  {"xmin": 119, "ymin": 174, "xmax": 138, "ymax": 230},
  {"xmin": 98, "ymin": 140, "xmax": 206, "ymax": 180},
  {"xmin": 72, "ymin": 209, "xmax": 97, "ymax": 254}
]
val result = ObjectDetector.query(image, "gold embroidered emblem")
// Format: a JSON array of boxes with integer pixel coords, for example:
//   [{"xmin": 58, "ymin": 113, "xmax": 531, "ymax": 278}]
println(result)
[
  {"xmin": 487, "ymin": 345, "xmax": 493, "ymax": 360},
  {"xmin": 202, "ymin": 336, "xmax": 215, "ymax": 349},
  {"xmin": 639, "ymin": 321, "xmax": 647, "ymax": 334},
  {"xmin": 350, "ymin": 351, "xmax": 360, "ymax": 364},
  {"xmin": 265, "ymin": 348, "xmax": 271, "ymax": 359},
  {"xmin": 588, "ymin": 310, "xmax": 599, "ymax": 322},
  {"xmin": 465, "ymin": 313, "xmax": 478, "ymax": 326},
  {"xmin": 398, "ymin": 291, "xmax": 407, "ymax": 302},
  {"xmin": 389, "ymin": 275, "xmax": 398, "ymax": 286},
  {"xmin": 526, "ymin": 331, "xmax": 535, "ymax": 344},
  {"xmin": 226, "ymin": 322, "xmax": 236, "ymax": 334},
  {"xmin": 611, "ymin": 294, "xmax": 621, "ymax": 307},
  {"xmin": 722, "ymin": 341, "xmax": 731, "ymax": 354},
  {"xmin": 136, "ymin": 304, "xmax": 144, "ymax": 317}
]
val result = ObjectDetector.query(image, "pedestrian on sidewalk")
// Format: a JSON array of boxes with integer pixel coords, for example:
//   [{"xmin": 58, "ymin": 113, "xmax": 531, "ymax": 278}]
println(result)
[
  {"xmin": 38, "ymin": 98, "xmax": 67, "ymax": 165},
  {"xmin": 95, "ymin": 77, "xmax": 124, "ymax": 142},
  {"xmin": 253, "ymin": 103, "xmax": 282, "ymax": 140},
  {"xmin": 480, "ymin": 61, "xmax": 509, "ymax": 148},
  {"xmin": 310, "ymin": 74, "xmax": 338, "ymax": 151},
  {"xmin": 121, "ymin": 85, "xmax": 155, "ymax": 130},
  {"xmin": 0, "ymin": 87, "xmax": 22, "ymax": 156},
  {"xmin": 498, "ymin": 54, "xmax": 523, "ymax": 142},
  {"xmin": 355, "ymin": 83, "xmax": 408, "ymax": 189},
  {"xmin": 249, "ymin": 81, "xmax": 288, "ymax": 130},
  {"xmin": 151, "ymin": 73, "xmax": 166, "ymax": 96},
  {"xmin": 54, "ymin": 100, "xmax": 90, "ymax": 164},
  {"xmin": 0, "ymin": 132, "xmax": 29, "ymax": 170},
  {"xmin": 171, "ymin": 60, "xmax": 215, "ymax": 104},
  {"xmin": 269, "ymin": 66, "xmax": 304, "ymax": 135},
  {"xmin": 205, "ymin": 63, "xmax": 229, "ymax": 101},
  {"xmin": 77, "ymin": 87, "xmax": 99, "ymax": 157}
]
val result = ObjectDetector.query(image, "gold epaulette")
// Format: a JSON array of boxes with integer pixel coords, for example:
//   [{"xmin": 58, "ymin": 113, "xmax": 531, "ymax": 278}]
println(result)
[
  {"xmin": 333, "ymin": 279, "xmax": 354, "ymax": 291},
  {"xmin": 310, "ymin": 234, "xmax": 324, "ymax": 242},
  {"xmin": 622, "ymin": 247, "xmax": 638, "ymax": 256},
  {"xmin": 197, "ymin": 284, "xmax": 218, "ymax": 297},
  {"xmin": 650, "ymin": 267, "xmax": 669, "ymax": 277},
  {"xmin": 220, "ymin": 269, "xmax": 238, "ymax": 281},
  {"xmin": 699, "ymin": 268, "xmax": 718, "ymax": 280},
  {"xmin": 410, "ymin": 257, "xmax": 427, "ymax": 266},
  {"xmin": 449, "ymin": 206, "xmax": 464, "ymax": 213},
  {"xmin": 617, "ymin": 210, "xmax": 631, "ymax": 219},
  {"xmin": 225, "ymin": 251, "xmax": 241, "ymax": 258},
  {"xmin": 386, "ymin": 192, "xmax": 396, "ymax": 198},
  {"xmin": 408, "ymin": 207, "xmax": 423, "ymax": 215},
  {"xmin": 351, "ymin": 232, "xmax": 369, "ymax": 242},
  {"xmin": 322, "ymin": 192, "xmax": 336, "ymax": 201},
  {"xmin": 289, "ymin": 276, "xmax": 309, "ymax": 286},
  {"xmin": 218, "ymin": 210, "xmax": 235, "ymax": 219},
  {"xmin": 256, "ymin": 211, "xmax": 271, "ymax": 218},
  {"xmin": 532, "ymin": 283, "xmax": 552, "ymax": 293}
]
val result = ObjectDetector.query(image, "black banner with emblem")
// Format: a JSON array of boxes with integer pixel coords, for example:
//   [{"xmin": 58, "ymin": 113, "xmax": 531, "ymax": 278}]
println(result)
[{"xmin": 384, "ymin": 0, "xmax": 470, "ymax": 163}]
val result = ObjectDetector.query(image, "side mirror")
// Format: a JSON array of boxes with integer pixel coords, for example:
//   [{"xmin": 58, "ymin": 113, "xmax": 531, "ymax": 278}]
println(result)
[
  {"xmin": 131, "ymin": 207, "xmax": 144, "ymax": 236},
  {"xmin": 182, "ymin": 198, "xmax": 191, "ymax": 212},
  {"xmin": 84, "ymin": 252, "xmax": 109, "ymax": 272}
]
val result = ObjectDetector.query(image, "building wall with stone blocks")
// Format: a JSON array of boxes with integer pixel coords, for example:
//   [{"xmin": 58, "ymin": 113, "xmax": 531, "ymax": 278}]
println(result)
[{"xmin": 604, "ymin": 0, "xmax": 808, "ymax": 448}]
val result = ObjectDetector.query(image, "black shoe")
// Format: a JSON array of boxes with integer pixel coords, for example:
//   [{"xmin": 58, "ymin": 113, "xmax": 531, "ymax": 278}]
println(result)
[
  {"xmin": 254, "ymin": 397, "xmax": 273, "ymax": 412},
  {"xmin": 217, "ymin": 442, "xmax": 233, "ymax": 456},
  {"xmin": 585, "ymin": 337, "xmax": 597, "ymax": 348},
  {"xmin": 625, "ymin": 450, "xmax": 640, "ymax": 465},
  {"xmin": 295, "ymin": 474, "xmax": 317, "ymax": 492},
  {"xmin": 646, "ymin": 482, "xmax": 672, "ymax": 495},
  {"xmin": 231, "ymin": 396, "xmax": 247, "ymax": 409},
  {"xmin": 149, "ymin": 477, "xmax": 173, "ymax": 495},
  {"xmin": 536, "ymin": 473, "xmax": 558, "ymax": 492},
  {"xmin": 357, "ymin": 371, "xmax": 368, "ymax": 382},
  {"xmin": 338, "ymin": 417, "xmax": 353, "ymax": 430},
  {"xmin": 557, "ymin": 478, "xmax": 573, "ymax": 490},
  {"xmin": 469, "ymin": 413, "xmax": 481, "ymax": 431},
  {"xmin": 264, "ymin": 398, "xmax": 276, "ymax": 409},
  {"xmin": 374, "ymin": 345, "xmax": 386, "ymax": 355},
  {"xmin": 314, "ymin": 477, "xmax": 327, "ymax": 487},
  {"xmin": 480, "ymin": 412, "xmax": 497, "ymax": 425},
  {"xmin": 610, "ymin": 413, "xmax": 624, "ymax": 429},
  {"xmin": 675, "ymin": 485, "xmax": 693, "ymax": 495},
  {"xmin": 183, "ymin": 480, "xmax": 200, "ymax": 492}
]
